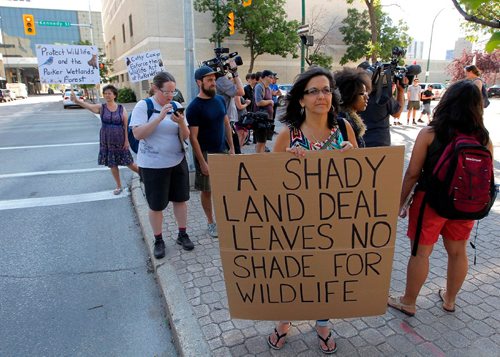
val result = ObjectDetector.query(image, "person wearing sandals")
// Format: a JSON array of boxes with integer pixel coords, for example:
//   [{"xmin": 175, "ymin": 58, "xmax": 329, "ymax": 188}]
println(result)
[
  {"xmin": 388, "ymin": 80, "xmax": 493, "ymax": 316},
  {"xmin": 333, "ymin": 67, "xmax": 372, "ymax": 148},
  {"xmin": 70, "ymin": 85, "xmax": 139, "ymax": 195},
  {"xmin": 270, "ymin": 67, "xmax": 358, "ymax": 354},
  {"xmin": 129, "ymin": 72, "xmax": 193, "ymax": 258}
]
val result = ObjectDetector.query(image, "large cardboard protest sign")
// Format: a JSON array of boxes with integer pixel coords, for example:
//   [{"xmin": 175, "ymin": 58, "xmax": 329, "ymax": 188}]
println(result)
[
  {"xmin": 210, "ymin": 147, "xmax": 404, "ymax": 320},
  {"xmin": 35, "ymin": 45, "xmax": 100, "ymax": 84},
  {"xmin": 125, "ymin": 50, "xmax": 164, "ymax": 82}
]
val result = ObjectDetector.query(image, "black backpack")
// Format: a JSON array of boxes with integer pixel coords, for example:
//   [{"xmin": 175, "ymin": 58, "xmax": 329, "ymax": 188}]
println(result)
[{"xmin": 128, "ymin": 98, "xmax": 177, "ymax": 153}]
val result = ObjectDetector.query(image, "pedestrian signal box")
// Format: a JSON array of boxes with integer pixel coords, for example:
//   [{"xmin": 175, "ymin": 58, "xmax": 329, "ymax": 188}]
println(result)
[
  {"xmin": 227, "ymin": 11, "xmax": 235, "ymax": 35},
  {"xmin": 23, "ymin": 14, "xmax": 36, "ymax": 36}
]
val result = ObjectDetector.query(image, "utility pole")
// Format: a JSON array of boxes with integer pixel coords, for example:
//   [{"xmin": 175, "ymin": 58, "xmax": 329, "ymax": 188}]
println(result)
[
  {"xmin": 300, "ymin": 0, "xmax": 305, "ymax": 73},
  {"xmin": 183, "ymin": 0, "xmax": 197, "ymax": 171}
]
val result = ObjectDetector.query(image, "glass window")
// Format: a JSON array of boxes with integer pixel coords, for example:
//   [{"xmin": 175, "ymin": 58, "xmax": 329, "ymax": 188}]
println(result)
[{"xmin": 122, "ymin": 23, "xmax": 125, "ymax": 43}]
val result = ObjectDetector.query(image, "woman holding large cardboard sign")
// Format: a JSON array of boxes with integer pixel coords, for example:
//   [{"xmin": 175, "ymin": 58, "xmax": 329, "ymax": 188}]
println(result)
[
  {"xmin": 70, "ymin": 85, "xmax": 139, "ymax": 194},
  {"xmin": 269, "ymin": 67, "xmax": 358, "ymax": 354}
]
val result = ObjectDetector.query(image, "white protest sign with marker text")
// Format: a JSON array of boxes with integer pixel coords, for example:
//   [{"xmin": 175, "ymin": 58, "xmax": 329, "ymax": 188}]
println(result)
[
  {"xmin": 125, "ymin": 50, "xmax": 164, "ymax": 82},
  {"xmin": 35, "ymin": 45, "xmax": 100, "ymax": 84}
]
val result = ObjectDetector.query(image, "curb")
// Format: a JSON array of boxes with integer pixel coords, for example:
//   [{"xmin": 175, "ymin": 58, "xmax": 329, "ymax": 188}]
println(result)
[{"xmin": 130, "ymin": 176, "xmax": 211, "ymax": 357}]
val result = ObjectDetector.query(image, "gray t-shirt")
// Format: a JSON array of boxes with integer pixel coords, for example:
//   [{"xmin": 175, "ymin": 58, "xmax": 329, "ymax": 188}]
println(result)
[
  {"xmin": 129, "ymin": 98, "xmax": 187, "ymax": 169},
  {"xmin": 216, "ymin": 76, "xmax": 238, "ymax": 122},
  {"xmin": 407, "ymin": 84, "xmax": 422, "ymax": 101}
]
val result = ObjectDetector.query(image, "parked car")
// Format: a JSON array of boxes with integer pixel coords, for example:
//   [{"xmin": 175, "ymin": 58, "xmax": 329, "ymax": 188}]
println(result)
[
  {"xmin": 7, "ymin": 83, "xmax": 28, "ymax": 99},
  {"xmin": 487, "ymin": 84, "xmax": 500, "ymax": 98},
  {"xmin": 0, "ymin": 88, "xmax": 16, "ymax": 102},
  {"xmin": 277, "ymin": 84, "xmax": 292, "ymax": 106},
  {"xmin": 418, "ymin": 82, "xmax": 446, "ymax": 100},
  {"xmin": 63, "ymin": 89, "xmax": 84, "ymax": 109}
]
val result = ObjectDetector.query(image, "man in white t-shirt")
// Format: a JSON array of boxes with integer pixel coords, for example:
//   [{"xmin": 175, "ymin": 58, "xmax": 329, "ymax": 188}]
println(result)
[{"xmin": 406, "ymin": 78, "xmax": 422, "ymax": 125}]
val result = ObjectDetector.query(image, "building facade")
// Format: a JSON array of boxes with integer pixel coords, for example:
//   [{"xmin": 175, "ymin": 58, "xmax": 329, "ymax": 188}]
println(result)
[
  {"xmin": 0, "ymin": 2, "xmax": 104, "ymax": 93},
  {"xmin": 102, "ymin": 0, "xmax": 363, "ymax": 100}
]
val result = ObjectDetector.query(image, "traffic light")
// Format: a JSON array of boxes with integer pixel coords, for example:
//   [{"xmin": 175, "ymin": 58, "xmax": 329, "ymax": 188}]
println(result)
[
  {"xmin": 22, "ymin": 14, "xmax": 36, "ymax": 36},
  {"xmin": 242, "ymin": 0, "xmax": 252, "ymax": 6},
  {"xmin": 227, "ymin": 11, "xmax": 235, "ymax": 36}
]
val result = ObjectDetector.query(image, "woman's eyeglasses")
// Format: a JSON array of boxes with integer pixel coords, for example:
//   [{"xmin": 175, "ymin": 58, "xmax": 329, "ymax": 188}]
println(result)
[
  {"xmin": 303, "ymin": 87, "xmax": 334, "ymax": 96},
  {"xmin": 159, "ymin": 89, "xmax": 178, "ymax": 96}
]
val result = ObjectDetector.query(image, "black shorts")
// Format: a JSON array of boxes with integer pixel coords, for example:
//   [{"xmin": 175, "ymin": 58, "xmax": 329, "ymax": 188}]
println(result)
[
  {"xmin": 140, "ymin": 158, "xmax": 190, "ymax": 211},
  {"xmin": 254, "ymin": 126, "xmax": 274, "ymax": 143}
]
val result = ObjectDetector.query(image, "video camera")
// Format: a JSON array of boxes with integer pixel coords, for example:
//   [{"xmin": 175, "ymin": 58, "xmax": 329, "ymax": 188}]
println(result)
[
  {"xmin": 203, "ymin": 47, "xmax": 243, "ymax": 77},
  {"xmin": 360, "ymin": 47, "xmax": 421, "ymax": 104}
]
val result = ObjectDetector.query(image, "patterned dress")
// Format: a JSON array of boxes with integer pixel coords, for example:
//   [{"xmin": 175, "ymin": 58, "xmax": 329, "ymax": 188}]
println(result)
[
  {"xmin": 98, "ymin": 104, "xmax": 134, "ymax": 167},
  {"xmin": 289, "ymin": 126, "xmax": 344, "ymax": 151}
]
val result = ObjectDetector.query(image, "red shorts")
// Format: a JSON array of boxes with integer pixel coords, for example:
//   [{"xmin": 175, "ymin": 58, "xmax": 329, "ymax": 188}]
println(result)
[{"xmin": 407, "ymin": 191, "xmax": 475, "ymax": 245}]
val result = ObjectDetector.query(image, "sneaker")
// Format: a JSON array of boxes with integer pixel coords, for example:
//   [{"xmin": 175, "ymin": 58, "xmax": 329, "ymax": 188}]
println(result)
[
  {"xmin": 207, "ymin": 223, "xmax": 218, "ymax": 238},
  {"xmin": 153, "ymin": 239, "xmax": 165, "ymax": 259},
  {"xmin": 176, "ymin": 232, "xmax": 194, "ymax": 251},
  {"xmin": 417, "ymin": 119, "xmax": 424, "ymax": 123},
  {"xmin": 412, "ymin": 121, "xmax": 417, "ymax": 126}
]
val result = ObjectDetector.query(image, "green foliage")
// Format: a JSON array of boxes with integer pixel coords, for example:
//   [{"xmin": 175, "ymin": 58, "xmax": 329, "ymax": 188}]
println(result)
[
  {"xmin": 117, "ymin": 87, "xmax": 136, "ymax": 103},
  {"xmin": 455, "ymin": 0, "xmax": 499, "ymax": 52},
  {"xmin": 339, "ymin": 6, "xmax": 411, "ymax": 65},
  {"xmin": 194, "ymin": 0, "xmax": 300, "ymax": 72},
  {"xmin": 307, "ymin": 53, "xmax": 333, "ymax": 70}
]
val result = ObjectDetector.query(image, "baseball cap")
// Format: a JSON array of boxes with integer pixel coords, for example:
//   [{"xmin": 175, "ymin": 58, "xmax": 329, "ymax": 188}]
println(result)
[
  {"xmin": 195, "ymin": 66, "xmax": 217, "ymax": 80},
  {"xmin": 262, "ymin": 70, "xmax": 274, "ymax": 78}
]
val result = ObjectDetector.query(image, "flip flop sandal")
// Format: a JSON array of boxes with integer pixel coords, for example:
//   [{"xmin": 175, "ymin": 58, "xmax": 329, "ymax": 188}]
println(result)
[
  {"xmin": 387, "ymin": 295, "xmax": 416, "ymax": 316},
  {"xmin": 267, "ymin": 322, "xmax": 291, "ymax": 350},
  {"xmin": 438, "ymin": 289, "xmax": 456, "ymax": 313},
  {"xmin": 317, "ymin": 331, "xmax": 338, "ymax": 354}
]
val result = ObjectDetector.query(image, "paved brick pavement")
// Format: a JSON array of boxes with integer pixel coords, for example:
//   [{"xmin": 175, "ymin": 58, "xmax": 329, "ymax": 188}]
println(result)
[{"xmin": 128, "ymin": 100, "xmax": 500, "ymax": 356}]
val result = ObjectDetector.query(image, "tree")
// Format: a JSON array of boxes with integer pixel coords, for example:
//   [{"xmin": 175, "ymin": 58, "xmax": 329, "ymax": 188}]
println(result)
[
  {"xmin": 340, "ymin": 0, "xmax": 411, "ymax": 64},
  {"xmin": 194, "ymin": 0, "xmax": 300, "ymax": 72},
  {"xmin": 304, "ymin": 6, "xmax": 339, "ymax": 69},
  {"xmin": 451, "ymin": 0, "xmax": 500, "ymax": 52},
  {"xmin": 447, "ymin": 50, "xmax": 499, "ymax": 84}
]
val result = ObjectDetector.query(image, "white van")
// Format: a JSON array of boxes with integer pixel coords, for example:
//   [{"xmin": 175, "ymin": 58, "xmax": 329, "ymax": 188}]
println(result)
[{"xmin": 7, "ymin": 83, "xmax": 28, "ymax": 99}]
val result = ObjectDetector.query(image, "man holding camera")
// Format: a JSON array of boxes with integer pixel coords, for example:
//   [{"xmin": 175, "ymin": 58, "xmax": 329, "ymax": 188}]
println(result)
[
  {"xmin": 215, "ymin": 60, "xmax": 245, "ymax": 153},
  {"xmin": 360, "ymin": 74, "xmax": 406, "ymax": 147},
  {"xmin": 253, "ymin": 70, "xmax": 275, "ymax": 153},
  {"xmin": 186, "ymin": 66, "xmax": 235, "ymax": 238}
]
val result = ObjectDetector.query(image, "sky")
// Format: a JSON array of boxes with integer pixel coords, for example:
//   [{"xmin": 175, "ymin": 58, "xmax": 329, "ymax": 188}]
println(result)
[
  {"xmin": 381, "ymin": 0, "xmax": 466, "ymax": 60},
  {"xmin": 2, "ymin": 0, "xmax": 467, "ymax": 60}
]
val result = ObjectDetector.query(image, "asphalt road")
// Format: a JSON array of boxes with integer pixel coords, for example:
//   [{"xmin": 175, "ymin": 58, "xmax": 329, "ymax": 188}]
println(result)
[{"xmin": 0, "ymin": 95, "xmax": 177, "ymax": 356}]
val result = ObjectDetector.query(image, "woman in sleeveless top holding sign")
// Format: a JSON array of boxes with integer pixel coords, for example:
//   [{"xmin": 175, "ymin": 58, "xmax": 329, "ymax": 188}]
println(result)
[
  {"xmin": 388, "ymin": 80, "xmax": 493, "ymax": 316},
  {"xmin": 269, "ymin": 67, "xmax": 357, "ymax": 354},
  {"xmin": 71, "ymin": 84, "xmax": 138, "ymax": 195}
]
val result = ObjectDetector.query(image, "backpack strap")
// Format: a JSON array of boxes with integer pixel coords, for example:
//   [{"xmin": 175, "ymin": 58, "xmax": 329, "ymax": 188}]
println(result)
[
  {"xmin": 412, "ymin": 192, "xmax": 427, "ymax": 256},
  {"xmin": 337, "ymin": 118, "xmax": 348, "ymax": 142},
  {"xmin": 144, "ymin": 97, "xmax": 160, "ymax": 121}
]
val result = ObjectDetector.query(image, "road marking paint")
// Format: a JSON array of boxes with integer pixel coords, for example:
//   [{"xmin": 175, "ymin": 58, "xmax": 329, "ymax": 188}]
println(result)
[
  {"xmin": 0, "ymin": 167, "xmax": 109, "ymax": 179},
  {"xmin": 0, "ymin": 142, "xmax": 99, "ymax": 150},
  {"xmin": 0, "ymin": 189, "xmax": 130, "ymax": 211}
]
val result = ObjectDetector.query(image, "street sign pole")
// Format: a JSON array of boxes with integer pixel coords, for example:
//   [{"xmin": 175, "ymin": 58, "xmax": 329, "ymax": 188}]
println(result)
[{"xmin": 300, "ymin": 0, "xmax": 305, "ymax": 73}]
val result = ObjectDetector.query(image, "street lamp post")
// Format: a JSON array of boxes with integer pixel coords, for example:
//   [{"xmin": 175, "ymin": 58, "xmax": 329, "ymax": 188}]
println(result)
[
  {"xmin": 425, "ymin": 8, "xmax": 446, "ymax": 83},
  {"xmin": 300, "ymin": 0, "xmax": 305, "ymax": 73}
]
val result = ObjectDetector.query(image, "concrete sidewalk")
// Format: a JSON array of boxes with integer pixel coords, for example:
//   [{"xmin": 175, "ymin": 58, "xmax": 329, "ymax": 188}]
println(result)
[{"xmin": 126, "ymin": 100, "xmax": 500, "ymax": 356}]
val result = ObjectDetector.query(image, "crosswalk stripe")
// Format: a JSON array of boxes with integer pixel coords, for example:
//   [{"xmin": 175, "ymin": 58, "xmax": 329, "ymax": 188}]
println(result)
[
  {"xmin": 0, "ymin": 168, "xmax": 109, "ymax": 179},
  {"xmin": 0, "ymin": 189, "xmax": 130, "ymax": 211},
  {"xmin": 0, "ymin": 142, "xmax": 99, "ymax": 150}
]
